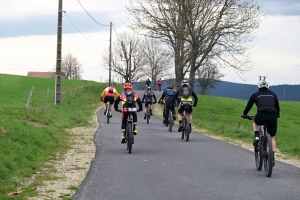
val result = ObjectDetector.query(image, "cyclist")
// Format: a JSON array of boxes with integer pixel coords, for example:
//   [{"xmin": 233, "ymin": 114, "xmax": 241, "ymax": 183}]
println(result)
[
  {"xmin": 114, "ymin": 82, "xmax": 143, "ymax": 144},
  {"xmin": 158, "ymin": 85, "xmax": 177, "ymax": 127},
  {"xmin": 145, "ymin": 78, "xmax": 151, "ymax": 89},
  {"xmin": 172, "ymin": 80, "xmax": 198, "ymax": 132},
  {"xmin": 100, "ymin": 85, "xmax": 119, "ymax": 118},
  {"xmin": 141, "ymin": 87, "xmax": 157, "ymax": 119},
  {"xmin": 242, "ymin": 77, "xmax": 280, "ymax": 166},
  {"xmin": 157, "ymin": 78, "xmax": 163, "ymax": 92}
]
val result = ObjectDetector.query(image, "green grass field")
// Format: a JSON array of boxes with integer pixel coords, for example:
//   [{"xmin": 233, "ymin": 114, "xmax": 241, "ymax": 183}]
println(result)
[
  {"xmin": 0, "ymin": 74, "xmax": 299, "ymax": 199},
  {"xmin": 0, "ymin": 74, "xmax": 122, "ymax": 199}
]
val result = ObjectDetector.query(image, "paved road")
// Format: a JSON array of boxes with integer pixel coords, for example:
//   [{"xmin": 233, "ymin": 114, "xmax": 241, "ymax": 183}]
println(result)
[{"xmin": 73, "ymin": 91, "xmax": 300, "ymax": 200}]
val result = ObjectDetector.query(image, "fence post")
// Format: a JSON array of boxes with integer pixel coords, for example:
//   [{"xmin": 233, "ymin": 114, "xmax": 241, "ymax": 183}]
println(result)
[{"xmin": 26, "ymin": 86, "xmax": 34, "ymax": 110}]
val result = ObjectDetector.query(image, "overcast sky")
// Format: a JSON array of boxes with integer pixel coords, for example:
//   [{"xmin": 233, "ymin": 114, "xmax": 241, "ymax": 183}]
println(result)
[{"xmin": 0, "ymin": 0, "xmax": 299, "ymax": 86}]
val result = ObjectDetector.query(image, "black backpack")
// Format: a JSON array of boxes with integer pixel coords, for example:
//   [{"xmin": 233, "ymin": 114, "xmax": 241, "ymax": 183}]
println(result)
[
  {"xmin": 125, "ymin": 91, "xmax": 135, "ymax": 106},
  {"xmin": 181, "ymin": 87, "xmax": 190, "ymax": 98}
]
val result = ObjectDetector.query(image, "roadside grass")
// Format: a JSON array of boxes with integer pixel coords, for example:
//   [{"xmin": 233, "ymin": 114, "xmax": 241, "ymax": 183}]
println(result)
[
  {"xmin": 0, "ymin": 74, "xmax": 122, "ymax": 199},
  {"xmin": 155, "ymin": 94, "xmax": 300, "ymax": 158}
]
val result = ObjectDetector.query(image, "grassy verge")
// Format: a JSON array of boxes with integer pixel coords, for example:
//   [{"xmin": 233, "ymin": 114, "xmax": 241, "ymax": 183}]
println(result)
[
  {"xmin": 0, "ymin": 74, "xmax": 122, "ymax": 199},
  {"xmin": 154, "ymin": 94, "xmax": 300, "ymax": 158}
]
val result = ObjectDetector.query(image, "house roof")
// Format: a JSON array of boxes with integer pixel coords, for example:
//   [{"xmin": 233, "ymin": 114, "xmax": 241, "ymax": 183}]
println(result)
[{"xmin": 27, "ymin": 71, "xmax": 57, "ymax": 78}]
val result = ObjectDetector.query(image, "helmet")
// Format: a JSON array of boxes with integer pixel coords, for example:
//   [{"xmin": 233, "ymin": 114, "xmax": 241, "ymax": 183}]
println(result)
[
  {"xmin": 258, "ymin": 80, "xmax": 269, "ymax": 88},
  {"xmin": 147, "ymin": 87, "xmax": 151, "ymax": 91},
  {"xmin": 167, "ymin": 85, "xmax": 173, "ymax": 89},
  {"xmin": 181, "ymin": 80, "xmax": 189, "ymax": 86},
  {"xmin": 123, "ymin": 82, "xmax": 132, "ymax": 90}
]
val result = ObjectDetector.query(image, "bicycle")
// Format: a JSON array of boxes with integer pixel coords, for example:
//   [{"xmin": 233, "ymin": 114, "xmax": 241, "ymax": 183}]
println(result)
[
  {"xmin": 241, "ymin": 115, "xmax": 273, "ymax": 177},
  {"xmin": 105, "ymin": 102, "xmax": 110, "ymax": 123},
  {"xmin": 180, "ymin": 102, "xmax": 192, "ymax": 142},
  {"xmin": 118, "ymin": 108, "xmax": 138, "ymax": 154}
]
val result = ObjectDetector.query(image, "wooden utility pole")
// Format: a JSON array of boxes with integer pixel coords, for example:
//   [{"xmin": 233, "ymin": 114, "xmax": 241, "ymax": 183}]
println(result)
[
  {"xmin": 129, "ymin": 41, "xmax": 132, "ymax": 83},
  {"xmin": 55, "ymin": 0, "xmax": 63, "ymax": 105},
  {"xmin": 109, "ymin": 22, "xmax": 112, "ymax": 86}
]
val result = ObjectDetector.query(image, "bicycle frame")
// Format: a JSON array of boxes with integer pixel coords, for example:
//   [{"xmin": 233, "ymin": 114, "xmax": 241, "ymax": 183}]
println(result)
[{"xmin": 181, "ymin": 105, "xmax": 191, "ymax": 142}]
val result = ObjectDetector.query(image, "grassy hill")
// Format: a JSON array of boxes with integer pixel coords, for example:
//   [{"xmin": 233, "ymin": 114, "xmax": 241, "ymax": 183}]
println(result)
[
  {"xmin": 0, "ymin": 74, "xmax": 123, "ymax": 199},
  {"xmin": 0, "ymin": 74, "xmax": 299, "ymax": 199}
]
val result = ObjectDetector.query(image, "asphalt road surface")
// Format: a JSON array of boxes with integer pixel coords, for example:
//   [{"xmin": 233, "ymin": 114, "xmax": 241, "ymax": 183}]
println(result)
[{"xmin": 73, "ymin": 91, "xmax": 300, "ymax": 200}]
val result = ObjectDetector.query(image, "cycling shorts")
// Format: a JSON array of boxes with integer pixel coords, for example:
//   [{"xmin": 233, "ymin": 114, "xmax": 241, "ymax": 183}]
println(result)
[
  {"xmin": 178, "ymin": 102, "xmax": 193, "ymax": 114},
  {"xmin": 254, "ymin": 112, "xmax": 277, "ymax": 137},
  {"xmin": 104, "ymin": 96, "xmax": 114, "ymax": 104},
  {"xmin": 145, "ymin": 101, "xmax": 153, "ymax": 107}
]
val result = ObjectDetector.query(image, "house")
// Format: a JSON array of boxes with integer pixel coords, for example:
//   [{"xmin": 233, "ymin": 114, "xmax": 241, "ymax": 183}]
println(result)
[{"xmin": 27, "ymin": 71, "xmax": 65, "ymax": 78}]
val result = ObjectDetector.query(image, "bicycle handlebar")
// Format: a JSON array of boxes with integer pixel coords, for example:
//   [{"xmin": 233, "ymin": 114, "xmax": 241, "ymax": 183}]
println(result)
[{"xmin": 241, "ymin": 115, "xmax": 254, "ymax": 120}]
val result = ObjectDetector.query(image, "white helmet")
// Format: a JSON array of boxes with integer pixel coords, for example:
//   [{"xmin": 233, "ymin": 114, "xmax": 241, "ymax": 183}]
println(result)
[
  {"xmin": 181, "ymin": 80, "xmax": 189, "ymax": 86},
  {"xmin": 258, "ymin": 76, "xmax": 269, "ymax": 88}
]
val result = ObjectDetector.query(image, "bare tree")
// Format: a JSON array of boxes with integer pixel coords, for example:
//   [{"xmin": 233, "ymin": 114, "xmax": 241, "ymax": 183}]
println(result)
[
  {"xmin": 102, "ymin": 32, "xmax": 145, "ymax": 82},
  {"xmin": 196, "ymin": 59, "xmax": 224, "ymax": 95},
  {"xmin": 61, "ymin": 52, "xmax": 83, "ymax": 80},
  {"xmin": 142, "ymin": 37, "xmax": 173, "ymax": 90},
  {"xmin": 127, "ymin": 0, "xmax": 262, "ymax": 89}
]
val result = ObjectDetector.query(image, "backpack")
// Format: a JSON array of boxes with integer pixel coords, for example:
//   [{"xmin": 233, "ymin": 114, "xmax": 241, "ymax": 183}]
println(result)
[
  {"xmin": 125, "ymin": 91, "xmax": 135, "ymax": 106},
  {"xmin": 108, "ymin": 86, "xmax": 114, "ymax": 94},
  {"xmin": 181, "ymin": 87, "xmax": 190, "ymax": 98},
  {"xmin": 146, "ymin": 91, "xmax": 153, "ymax": 98},
  {"xmin": 166, "ymin": 89, "xmax": 174, "ymax": 97}
]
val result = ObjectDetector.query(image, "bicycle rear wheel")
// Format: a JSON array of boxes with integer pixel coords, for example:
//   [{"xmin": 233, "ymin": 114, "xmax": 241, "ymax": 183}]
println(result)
[
  {"xmin": 168, "ymin": 111, "xmax": 173, "ymax": 132},
  {"xmin": 146, "ymin": 106, "xmax": 150, "ymax": 124},
  {"xmin": 264, "ymin": 134, "xmax": 273, "ymax": 177},
  {"xmin": 255, "ymin": 135, "xmax": 263, "ymax": 171},
  {"xmin": 106, "ymin": 103, "xmax": 110, "ymax": 123},
  {"xmin": 185, "ymin": 116, "xmax": 190, "ymax": 142},
  {"xmin": 127, "ymin": 121, "xmax": 133, "ymax": 154},
  {"xmin": 181, "ymin": 116, "xmax": 185, "ymax": 139}
]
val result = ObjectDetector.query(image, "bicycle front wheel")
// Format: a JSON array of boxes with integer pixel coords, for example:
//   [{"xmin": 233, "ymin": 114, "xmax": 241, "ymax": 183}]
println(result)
[
  {"xmin": 127, "ymin": 122, "xmax": 133, "ymax": 154},
  {"xmin": 264, "ymin": 134, "xmax": 273, "ymax": 177}
]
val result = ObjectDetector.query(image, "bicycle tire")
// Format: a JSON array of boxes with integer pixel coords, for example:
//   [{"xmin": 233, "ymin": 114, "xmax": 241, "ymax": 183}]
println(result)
[
  {"xmin": 256, "ymin": 133, "xmax": 264, "ymax": 171},
  {"xmin": 146, "ymin": 105, "xmax": 150, "ymax": 124},
  {"xmin": 264, "ymin": 134, "xmax": 273, "ymax": 177},
  {"xmin": 106, "ymin": 103, "xmax": 110, "ymax": 124},
  {"xmin": 181, "ymin": 116, "xmax": 185, "ymax": 139},
  {"xmin": 185, "ymin": 115, "xmax": 190, "ymax": 142},
  {"xmin": 127, "ymin": 121, "xmax": 132, "ymax": 154},
  {"xmin": 168, "ymin": 111, "xmax": 173, "ymax": 132}
]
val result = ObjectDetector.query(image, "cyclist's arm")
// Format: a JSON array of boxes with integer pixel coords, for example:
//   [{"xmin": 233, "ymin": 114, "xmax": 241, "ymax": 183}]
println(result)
[
  {"xmin": 114, "ymin": 96, "xmax": 121, "ymax": 111},
  {"xmin": 172, "ymin": 90, "xmax": 180, "ymax": 105},
  {"xmin": 136, "ymin": 97, "xmax": 143, "ymax": 111},
  {"xmin": 152, "ymin": 92, "xmax": 157, "ymax": 102},
  {"xmin": 141, "ymin": 94, "xmax": 145, "ymax": 102},
  {"xmin": 191, "ymin": 90, "xmax": 198, "ymax": 106},
  {"xmin": 275, "ymin": 94, "xmax": 280, "ymax": 117},
  {"xmin": 114, "ymin": 90, "xmax": 119, "ymax": 98},
  {"xmin": 243, "ymin": 94, "xmax": 255, "ymax": 115},
  {"xmin": 100, "ymin": 89, "xmax": 106, "ymax": 100}
]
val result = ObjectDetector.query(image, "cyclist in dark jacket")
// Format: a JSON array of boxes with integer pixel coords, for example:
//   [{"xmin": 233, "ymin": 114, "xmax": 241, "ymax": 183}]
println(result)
[
  {"xmin": 242, "ymin": 76, "xmax": 280, "ymax": 167},
  {"xmin": 172, "ymin": 80, "xmax": 198, "ymax": 132},
  {"xmin": 158, "ymin": 85, "xmax": 177, "ymax": 126},
  {"xmin": 141, "ymin": 87, "xmax": 157, "ymax": 118},
  {"xmin": 145, "ymin": 78, "xmax": 151, "ymax": 88}
]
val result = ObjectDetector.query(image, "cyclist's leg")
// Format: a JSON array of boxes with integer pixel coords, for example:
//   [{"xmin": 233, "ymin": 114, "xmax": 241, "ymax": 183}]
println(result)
[
  {"xmin": 133, "ymin": 113, "xmax": 138, "ymax": 135},
  {"xmin": 144, "ymin": 102, "xmax": 148, "ymax": 119},
  {"xmin": 171, "ymin": 106, "xmax": 176, "ymax": 121},
  {"xmin": 165, "ymin": 105, "xmax": 170, "ymax": 125},
  {"xmin": 103, "ymin": 97, "xmax": 108, "ymax": 115},
  {"xmin": 121, "ymin": 113, "xmax": 127, "ymax": 143},
  {"xmin": 149, "ymin": 102, "xmax": 153, "ymax": 115},
  {"xmin": 266, "ymin": 113, "xmax": 277, "ymax": 166},
  {"xmin": 253, "ymin": 113, "xmax": 264, "ymax": 146},
  {"xmin": 177, "ymin": 105, "xmax": 184, "ymax": 132},
  {"xmin": 109, "ymin": 97, "xmax": 114, "ymax": 117},
  {"xmin": 188, "ymin": 106, "xmax": 193, "ymax": 131}
]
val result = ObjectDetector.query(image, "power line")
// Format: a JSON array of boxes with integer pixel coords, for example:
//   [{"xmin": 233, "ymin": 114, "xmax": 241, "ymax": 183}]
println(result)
[
  {"xmin": 77, "ymin": 0, "xmax": 110, "ymax": 27},
  {"xmin": 67, "ymin": 10, "xmax": 127, "ymax": 15},
  {"xmin": 64, "ymin": 12, "xmax": 109, "ymax": 44}
]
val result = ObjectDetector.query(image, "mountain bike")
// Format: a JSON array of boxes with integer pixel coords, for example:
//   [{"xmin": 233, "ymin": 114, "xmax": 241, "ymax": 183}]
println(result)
[
  {"xmin": 168, "ymin": 108, "xmax": 173, "ymax": 132},
  {"xmin": 181, "ymin": 102, "xmax": 192, "ymax": 142},
  {"xmin": 241, "ymin": 115, "xmax": 273, "ymax": 177},
  {"xmin": 105, "ymin": 102, "xmax": 110, "ymax": 123},
  {"xmin": 118, "ymin": 108, "xmax": 138, "ymax": 154},
  {"xmin": 146, "ymin": 103, "xmax": 151, "ymax": 124}
]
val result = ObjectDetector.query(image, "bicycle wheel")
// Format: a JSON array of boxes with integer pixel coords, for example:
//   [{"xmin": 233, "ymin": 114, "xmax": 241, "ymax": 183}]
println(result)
[
  {"xmin": 127, "ymin": 121, "xmax": 133, "ymax": 154},
  {"xmin": 181, "ymin": 116, "xmax": 185, "ymax": 139},
  {"xmin": 106, "ymin": 103, "xmax": 110, "ymax": 124},
  {"xmin": 146, "ymin": 106, "xmax": 150, "ymax": 124},
  {"xmin": 185, "ymin": 115, "xmax": 190, "ymax": 142},
  {"xmin": 256, "ymin": 135, "xmax": 263, "ymax": 171},
  {"xmin": 264, "ymin": 134, "xmax": 273, "ymax": 177},
  {"xmin": 168, "ymin": 111, "xmax": 173, "ymax": 132}
]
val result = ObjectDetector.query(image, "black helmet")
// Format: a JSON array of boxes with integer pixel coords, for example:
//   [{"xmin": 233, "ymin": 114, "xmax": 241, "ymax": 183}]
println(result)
[
  {"xmin": 167, "ymin": 85, "xmax": 173, "ymax": 89},
  {"xmin": 181, "ymin": 80, "xmax": 189, "ymax": 86},
  {"xmin": 147, "ymin": 87, "xmax": 151, "ymax": 91}
]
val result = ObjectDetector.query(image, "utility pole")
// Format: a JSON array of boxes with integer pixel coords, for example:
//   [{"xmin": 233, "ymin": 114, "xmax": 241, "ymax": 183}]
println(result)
[
  {"xmin": 108, "ymin": 22, "xmax": 112, "ymax": 86},
  {"xmin": 129, "ymin": 41, "xmax": 131, "ymax": 83},
  {"xmin": 55, "ymin": 0, "xmax": 63, "ymax": 105}
]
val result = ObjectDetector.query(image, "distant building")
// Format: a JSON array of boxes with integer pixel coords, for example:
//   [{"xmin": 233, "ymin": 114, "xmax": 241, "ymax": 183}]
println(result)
[{"xmin": 27, "ymin": 71, "xmax": 65, "ymax": 78}]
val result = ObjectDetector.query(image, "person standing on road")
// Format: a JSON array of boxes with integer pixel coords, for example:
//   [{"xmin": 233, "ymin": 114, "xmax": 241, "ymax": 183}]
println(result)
[
  {"xmin": 141, "ymin": 87, "xmax": 157, "ymax": 119},
  {"xmin": 158, "ymin": 85, "xmax": 177, "ymax": 126},
  {"xmin": 242, "ymin": 76, "xmax": 280, "ymax": 167},
  {"xmin": 100, "ymin": 85, "xmax": 119, "ymax": 118},
  {"xmin": 157, "ymin": 78, "xmax": 163, "ymax": 92},
  {"xmin": 114, "ymin": 82, "xmax": 143, "ymax": 144},
  {"xmin": 172, "ymin": 80, "xmax": 198, "ymax": 132}
]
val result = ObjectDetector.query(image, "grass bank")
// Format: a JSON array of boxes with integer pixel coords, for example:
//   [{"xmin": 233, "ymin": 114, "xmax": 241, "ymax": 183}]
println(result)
[{"xmin": 0, "ymin": 74, "xmax": 122, "ymax": 199}]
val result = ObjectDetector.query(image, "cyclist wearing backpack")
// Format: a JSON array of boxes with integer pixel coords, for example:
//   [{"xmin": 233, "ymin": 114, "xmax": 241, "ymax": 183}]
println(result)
[
  {"xmin": 100, "ymin": 85, "xmax": 119, "ymax": 118},
  {"xmin": 242, "ymin": 77, "xmax": 280, "ymax": 167},
  {"xmin": 158, "ymin": 85, "xmax": 177, "ymax": 126},
  {"xmin": 141, "ymin": 87, "xmax": 157, "ymax": 119},
  {"xmin": 114, "ymin": 82, "xmax": 143, "ymax": 144},
  {"xmin": 172, "ymin": 80, "xmax": 198, "ymax": 132}
]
